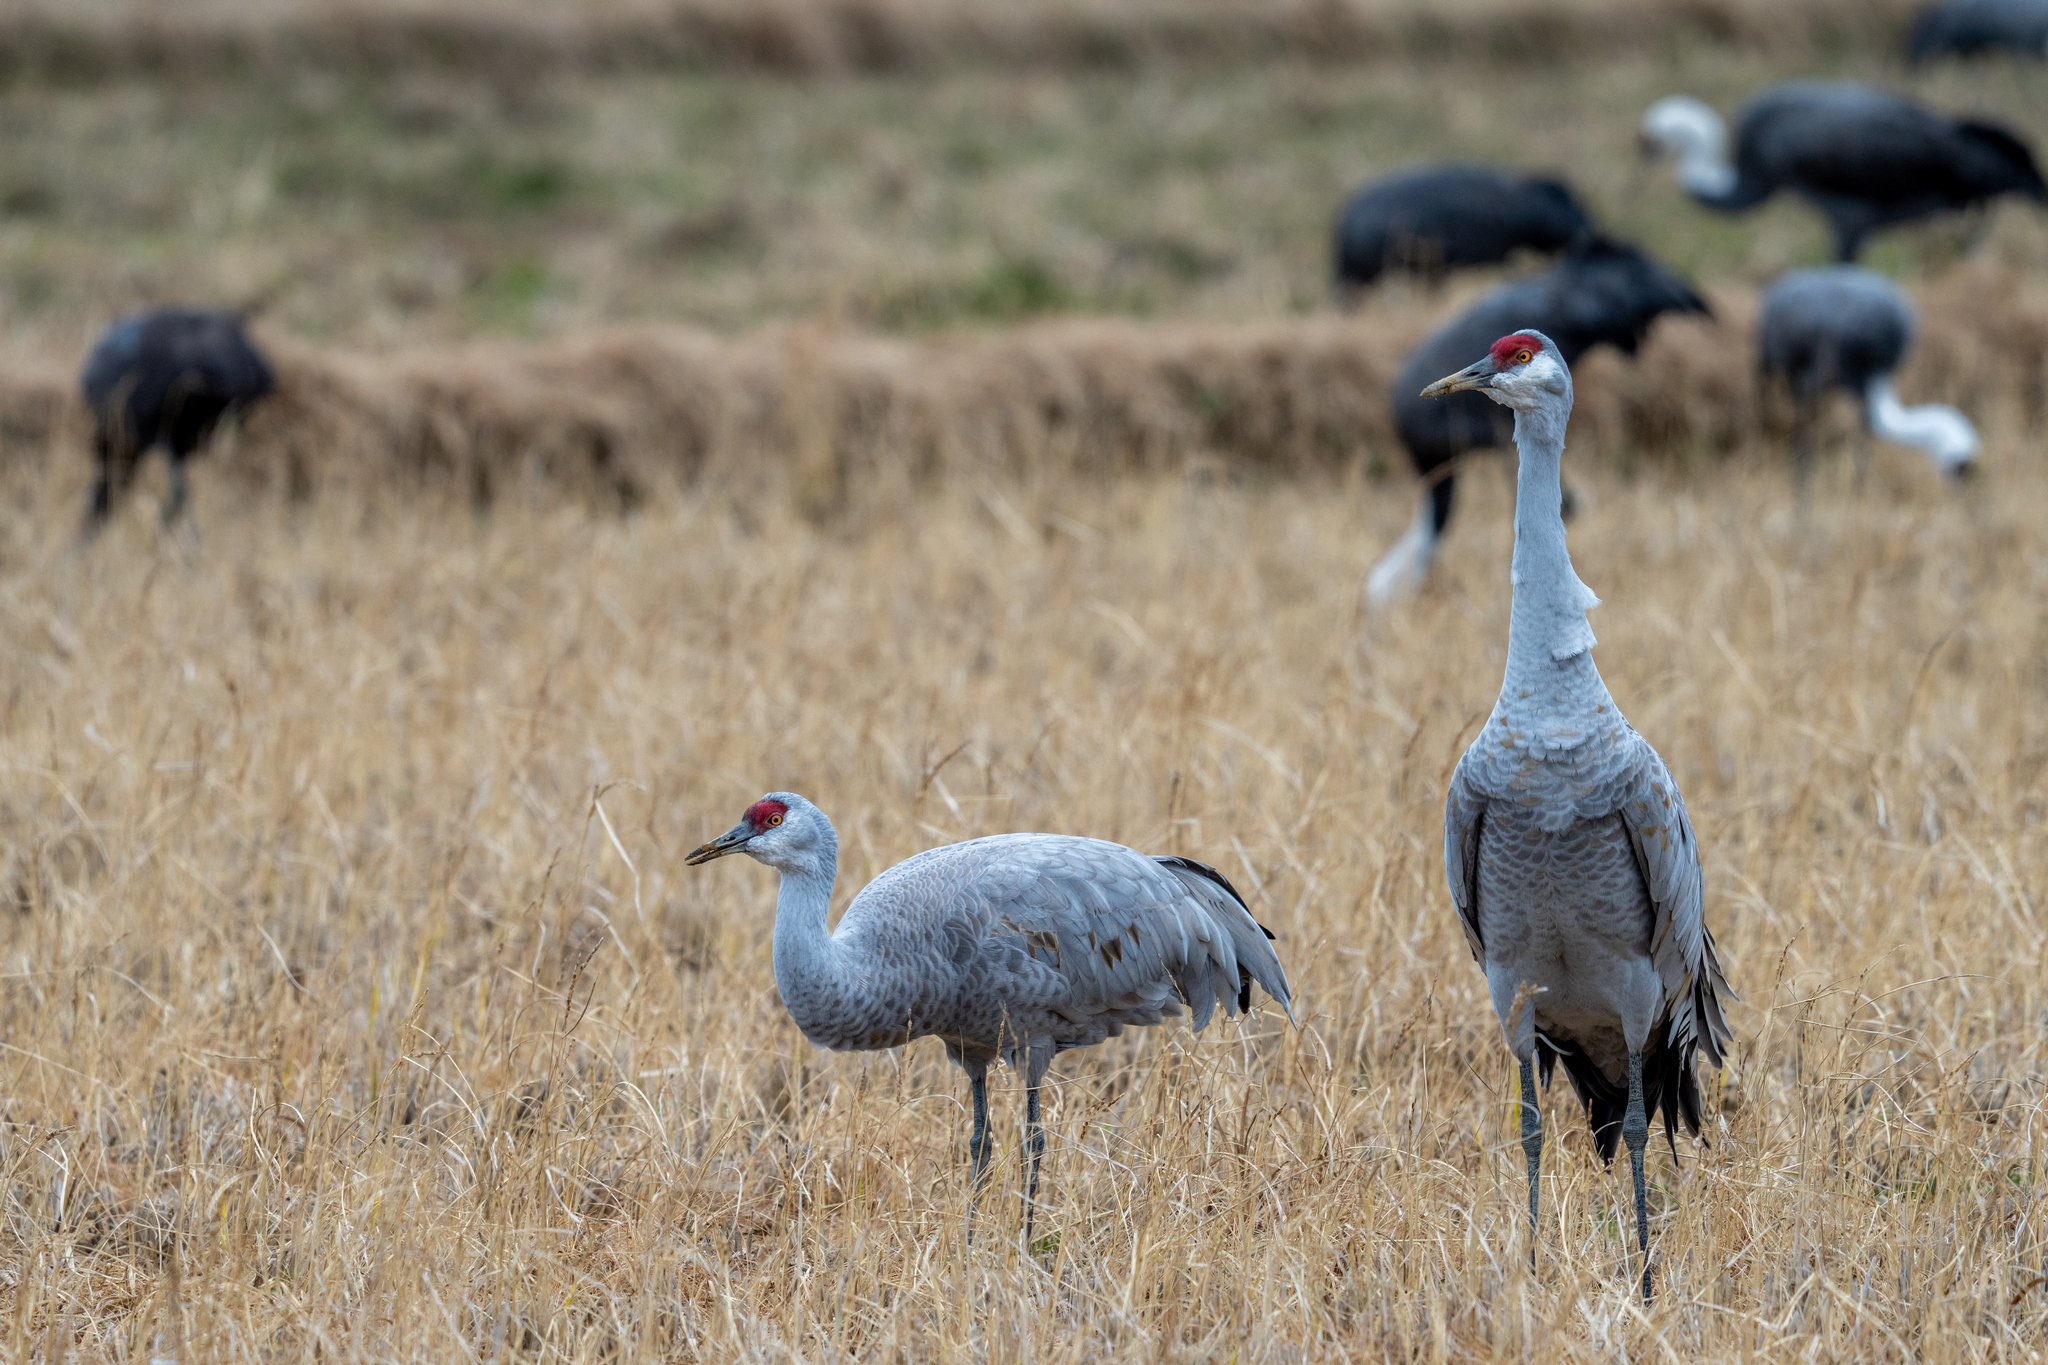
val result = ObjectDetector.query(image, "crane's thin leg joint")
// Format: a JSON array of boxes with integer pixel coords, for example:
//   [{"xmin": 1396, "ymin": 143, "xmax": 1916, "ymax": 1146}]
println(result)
[
  {"xmin": 1624, "ymin": 1051, "xmax": 1653, "ymax": 1302},
  {"xmin": 1519, "ymin": 1056, "xmax": 1542, "ymax": 1268},
  {"xmin": 1022, "ymin": 1082, "xmax": 1046, "ymax": 1247}
]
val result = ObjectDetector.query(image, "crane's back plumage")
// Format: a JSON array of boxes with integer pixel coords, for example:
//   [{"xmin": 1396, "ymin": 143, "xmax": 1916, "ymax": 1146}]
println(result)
[
  {"xmin": 82, "ymin": 309, "xmax": 275, "ymax": 453},
  {"xmin": 1759, "ymin": 266, "xmax": 1912, "ymax": 400},
  {"xmin": 1908, "ymin": 0, "xmax": 2048, "ymax": 61},
  {"xmin": 1335, "ymin": 164, "xmax": 1592, "ymax": 289},
  {"xmin": 809, "ymin": 832, "xmax": 1290, "ymax": 1064}
]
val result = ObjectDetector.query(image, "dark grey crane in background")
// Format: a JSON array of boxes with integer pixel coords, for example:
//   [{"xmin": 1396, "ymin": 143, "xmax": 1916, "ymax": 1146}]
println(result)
[
  {"xmin": 1640, "ymin": 82, "xmax": 2045, "ymax": 261},
  {"xmin": 1758, "ymin": 266, "xmax": 1979, "ymax": 483},
  {"xmin": 1334, "ymin": 165, "xmax": 1594, "ymax": 294},
  {"xmin": 1422, "ymin": 331, "xmax": 1734, "ymax": 1300},
  {"xmin": 686, "ymin": 792, "xmax": 1293, "ymax": 1242},
  {"xmin": 1367, "ymin": 237, "xmax": 1708, "ymax": 603},
  {"xmin": 81, "ymin": 308, "xmax": 276, "ymax": 537},
  {"xmin": 1908, "ymin": 0, "xmax": 2048, "ymax": 61}
]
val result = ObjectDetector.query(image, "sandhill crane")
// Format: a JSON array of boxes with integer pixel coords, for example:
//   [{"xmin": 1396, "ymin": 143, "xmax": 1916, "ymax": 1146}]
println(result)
[
  {"xmin": 1758, "ymin": 266, "xmax": 1979, "ymax": 484},
  {"xmin": 1334, "ymin": 165, "xmax": 1594, "ymax": 294},
  {"xmin": 1368, "ymin": 236, "xmax": 1707, "ymax": 604},
  {"xmin": 1641, "ymin": 82, "xmax": 2046, "ymax": 261},
  {"xmin": 685, "ymin": 792, "xmax": 1293, "ymax": 1239},
  {"xmin": 1422, "ymin": 331, "xmax": 1733, "ymax": 1300},
  {"xmin": 81, "ymin": 309, "xmax": 276, "ymax": 537},
  {"xmin": 1909, "ymin": 0, "xmax": 2048, "ymax": 61}
]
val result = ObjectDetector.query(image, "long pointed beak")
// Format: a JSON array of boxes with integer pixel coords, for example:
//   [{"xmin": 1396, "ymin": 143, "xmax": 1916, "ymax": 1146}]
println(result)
[
  {"xmin": 685, "ymin": 821, "xmax": 754, "ymax": 866},
  {"xmin": 1421, "ymin": 362, "xmax": 1496, "ymax": 399}
]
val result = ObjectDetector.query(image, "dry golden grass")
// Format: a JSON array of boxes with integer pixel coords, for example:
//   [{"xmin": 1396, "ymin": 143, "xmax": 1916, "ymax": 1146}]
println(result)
[
  {"xmin": 7, "ymin": 264, "xmax": 2047, "ymax": 522},
  {"xmin": 3, "ymin": 365, "xmax": 2048, "ymax": 1358}
]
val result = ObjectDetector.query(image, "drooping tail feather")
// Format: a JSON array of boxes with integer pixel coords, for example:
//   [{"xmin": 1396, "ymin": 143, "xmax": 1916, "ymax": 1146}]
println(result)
[
  {"xmin": 1538, "ymin": 1022, "xmax": 1707, "ymax": 1166},
  {"xmin": 1154, "ymin": 855, "xmax": 1295, "ymax": 1025}
]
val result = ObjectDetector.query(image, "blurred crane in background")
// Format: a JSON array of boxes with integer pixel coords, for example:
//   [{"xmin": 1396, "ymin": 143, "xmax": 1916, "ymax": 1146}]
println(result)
[
  {"xmin": 685, "ymin": 791, "xmax": 1294, "ymax": 1243},
  {"xmin": 1367, "ymin": 237, "xmax": 1708, "ymax": 603},
  {"xmin": 1641, "ymin": 82, "xmax": 2045, "ymax": 261},
  {"xmin": 1758, "ymin": 266, "xmax": 1979, "ymax": 484},
  {"xmin": 81, "ymin": 308, "xmax": 276, "ymax": 538},
  {"xmin": 1333, "ymin": 165, "xmax": 1594, "ymax": 294},
  {"xmin": 1908, "ymin": 0, "xmax": 2048, "ymax": 61}
]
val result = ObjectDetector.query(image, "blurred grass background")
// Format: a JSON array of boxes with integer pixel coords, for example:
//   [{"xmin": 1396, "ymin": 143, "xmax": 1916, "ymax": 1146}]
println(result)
[{"xmin": 0, "ymin": 2, "xmax": 2035, "ymax": 355}]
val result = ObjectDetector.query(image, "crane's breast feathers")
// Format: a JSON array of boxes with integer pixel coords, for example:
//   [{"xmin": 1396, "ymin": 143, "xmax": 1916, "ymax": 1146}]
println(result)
[{"xmin": 1447, "ymin": 728, "xmax": 1731, "ymax": 1057}]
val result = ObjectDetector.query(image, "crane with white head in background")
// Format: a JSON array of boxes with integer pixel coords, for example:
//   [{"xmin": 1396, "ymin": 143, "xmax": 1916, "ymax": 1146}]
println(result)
[
  {"xmin": 1641, "ymin": 82, "xmax": 2045, "ymax": 262},
  {"xmin": 686, "ymin": 793, "xmax": 1294, "ymax": 1243},
  {"xmin": 1422, "ymin": 332, "xmax": 1734, "ymax": 1300},
  {"xmin": 1758, "ymin": 266, "xmax": 1978, "ymax": 486}
]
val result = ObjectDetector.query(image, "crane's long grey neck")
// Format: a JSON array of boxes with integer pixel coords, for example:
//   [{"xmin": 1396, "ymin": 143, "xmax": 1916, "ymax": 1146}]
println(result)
[
  {"xmin": 770, "ymin": 832, "xmax": 846, "ymax": 1030},
  {"xmin": 1498, "ymin": 404, "xmax": 1615, "ymax": 751}
]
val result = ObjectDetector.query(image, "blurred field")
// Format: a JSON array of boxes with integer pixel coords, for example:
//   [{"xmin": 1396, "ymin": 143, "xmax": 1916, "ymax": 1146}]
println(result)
[
  {"xmin": 0, "ymin": 11, "xmax": 2038, "ymax": 351},
  {"xmin": 3, "ymin": 414, "xmax": 2048, "ymax": 1358}
]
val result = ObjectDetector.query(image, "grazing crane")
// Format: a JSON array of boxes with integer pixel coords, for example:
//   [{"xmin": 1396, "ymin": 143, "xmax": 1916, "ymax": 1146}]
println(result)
[
  {"xmin": 685, "ymin": 792, "xmax": 1293, "ymax": 1239},
  {"xmin": 81, "ymin": 308, "xmax": 276, "ymax": 537},
  {"xmin": 1368, "ymin": 236, "xmax": 1707, "ymax": 604},
  {"xmin": 1758, "ymin": 266, "xmax": 1979, "ymax": 484},
  {"xmin": 1334, "ymin": 165, "xmax": 1594, "ymax": 293},
  {"xmin": 1423, "ymin": 331, "xmax": 1733, "ymax": 1300},
  {"xmin": 1908, "ymin": 0, "xmax": 2048, "ymax": 61},
  {"xmin": 1641, "ymin": 82, "xmax": 2046, "ymax": 261}
]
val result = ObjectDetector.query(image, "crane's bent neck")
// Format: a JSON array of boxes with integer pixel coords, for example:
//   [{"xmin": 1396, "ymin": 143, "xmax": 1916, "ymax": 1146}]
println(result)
[
  {"xmin": 1864, "ymin": 379, "xmax": 1978, "ymax": 475},
  {"xmin": 1498, "ymin": 403, "xmax": 1616, "ymax": 752}
]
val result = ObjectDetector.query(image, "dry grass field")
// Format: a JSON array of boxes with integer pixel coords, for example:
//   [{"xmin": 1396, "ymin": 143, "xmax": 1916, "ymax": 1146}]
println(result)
[
  {"xmin": 4, "ymin": 400, "xmax": 2048, "ymax": 1359},
  {"xmin": 4, "ymin": 0, "xmax": 2048, "ymax": 1359}
]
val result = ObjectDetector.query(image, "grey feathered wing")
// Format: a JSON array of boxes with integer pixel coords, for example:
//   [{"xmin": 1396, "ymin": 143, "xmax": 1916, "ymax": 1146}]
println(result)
[
  {"xmin": 1443, "ymin": 754, "xmax": 1489, "ymax": 964},
  {"xmin": 961, "ymin": 836, "xmax": 1293, "ymax": 1050},
  {"xmin": 1615, "ymin": 731, "xmax": 1735, "ymax": 1072}
]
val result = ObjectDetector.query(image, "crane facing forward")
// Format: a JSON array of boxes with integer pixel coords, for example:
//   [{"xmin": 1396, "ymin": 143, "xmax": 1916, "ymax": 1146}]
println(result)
[
  {"xmin": 1641, "ymin": 82, "xmax": 2045, "ymax": 261},
  {"xmin": 1758, "ymin": 266, "xmax": 1978, "ymax": 485},
  {"xmin": 686, "ymin": 793, "xmax": 1293, "ymax": 1238},
  {"xmin": 1422, "ymin": 332, "xmax": 1733, "ymax": 1300},
  {"xmin": 1368, "ymin": 236, "xmax": 1707, "ymax": 604},
  {"xmin": 81, "ymin": 308, "xmax": 276, "ymax": 537}
]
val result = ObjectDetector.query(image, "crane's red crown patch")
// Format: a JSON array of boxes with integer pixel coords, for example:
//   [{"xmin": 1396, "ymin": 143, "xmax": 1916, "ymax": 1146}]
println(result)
[
  {"xmin": 746, "ymin": 798, "xmax": 789, "ymax": 828},
  {"xmin": 1490, "ymin": 333, "xmax": 1544, "ymax": 365}
]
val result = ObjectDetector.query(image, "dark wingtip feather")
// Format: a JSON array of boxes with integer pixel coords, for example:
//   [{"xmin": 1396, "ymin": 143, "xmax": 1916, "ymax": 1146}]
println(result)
[
  {"xmin": 1152, "ymin": 854, "xmax": 1251, "ymax": 913},
  {"xmin": 1541, "ymin": 1026, "xmax": 1708, "ymax": 1167}
]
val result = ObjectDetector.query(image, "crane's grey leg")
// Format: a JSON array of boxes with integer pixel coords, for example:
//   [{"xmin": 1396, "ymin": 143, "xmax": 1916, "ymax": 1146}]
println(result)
[
  {"xmin": 965, "ymin": 1061, "xmax": 993, "ymax": 1187},
  {"xmin": 1519, "ymin": 1056, "xmax": 1542, "ymax": 1266},
  {"xmin": 1624, "ymin": 1052, "xmax": 1653, "ymax": 1302},
  {"xmin": 1021, "ymin": 1046, "xmax": 1053, "ymax": 1249},
  {"xmin": 162, "ymin": 458, "xmax": 191, "ymax": 530},
  {"xmin": 962, "ymin": 1058, "xmax": 993, "ymax": 1248}
]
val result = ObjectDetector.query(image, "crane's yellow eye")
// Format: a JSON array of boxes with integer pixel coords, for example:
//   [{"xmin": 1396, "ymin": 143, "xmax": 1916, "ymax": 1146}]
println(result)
[
  {"xmin": 1514, "ymin": 349, "xmax": 1533, "ymax": 365},
  {"xmin": 768, "ymin": 813, "xmax": 782, "ymax": 826}
]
